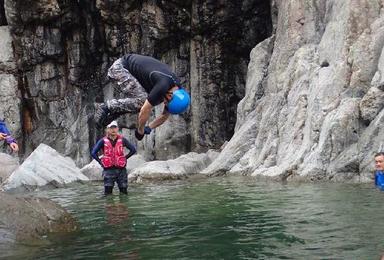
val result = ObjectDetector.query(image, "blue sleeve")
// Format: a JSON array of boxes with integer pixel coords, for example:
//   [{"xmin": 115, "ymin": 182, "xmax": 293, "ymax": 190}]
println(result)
[
  {"xmin": 375, "ymin": 171, "xmax": 384, "ymax": 190},
  {"xmin": 91, "ymin": 139, "xmax": 104, "ymax": 166},
  {"xmin": 0, "ymin": 120, "xmax": 11, "ymax": 135},
  {"xmin": 0, "ymin": 120, "xmax": 16, "ymax": 144},
  {"xmin": 123, "ymin": 138, "xmax": 136, "ymax": 159}
]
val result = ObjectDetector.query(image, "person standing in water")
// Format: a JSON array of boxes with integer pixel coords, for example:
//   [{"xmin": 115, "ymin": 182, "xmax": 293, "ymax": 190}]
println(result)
[
  {"xmin": 94, "ymin": 54, "xmax": 190, "ymax": 141},
  {"xmin": 91, "ymin": 121, "xmax": 136, "ymax": 195},
  {"xmin": 0, "ymin": 119, "xmax": 19, "ymax": 152}
]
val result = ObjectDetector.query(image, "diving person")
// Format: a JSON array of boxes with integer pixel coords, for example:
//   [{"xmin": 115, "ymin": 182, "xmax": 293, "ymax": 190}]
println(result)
[{"xmin": 94, "ymin": 54, "xmax": 190, "ymax": 141}]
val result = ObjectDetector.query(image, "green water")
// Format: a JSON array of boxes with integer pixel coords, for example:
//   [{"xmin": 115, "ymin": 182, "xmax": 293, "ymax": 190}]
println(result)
[{"xmin": 4, "ymin": 177, "xmax": 384, "ymax": 259}]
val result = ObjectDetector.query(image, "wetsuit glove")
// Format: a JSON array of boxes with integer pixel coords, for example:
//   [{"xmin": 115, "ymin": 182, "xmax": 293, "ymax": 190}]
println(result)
[
  {"xmin": 135, "ymin": 129, "xmax": 144, "ymax": 140},
  {"xmin": 144, "ymin": 126, "xmax": 152, "ymax": 135}
]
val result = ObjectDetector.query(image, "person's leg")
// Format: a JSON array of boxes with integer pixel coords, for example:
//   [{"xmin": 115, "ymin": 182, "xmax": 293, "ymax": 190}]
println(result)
[
  {"xmin": 95, "ymin": 58, "xmax": 147, "ymax": 127},
  {"xmin": 107, "ymin": 65, "xmax": 147, "ymax": 116},
  {"xmin": 104, "ymin": 186, "xmax": 113, "ymax": 195},
  {"xmin": 119, "ymin": 187, "xmax": 128, "ymax": 194},
  {"xmin": 107, "ymin": 97, "xmax": 144, "ymax": 115},
  {"xmin": 117, "ymin": 168, "xmax": 128, "ymax": 195},
  {"xmin": 107, "ymin": 58, "xmax": 137, "ymax": 86},
  {"xmin": 103, "ymin": 169, "xmax": 115, "ymax": 195},
  {"xmin": 94, "ymin": 102, "xmax": 111, "ymax": 127}
]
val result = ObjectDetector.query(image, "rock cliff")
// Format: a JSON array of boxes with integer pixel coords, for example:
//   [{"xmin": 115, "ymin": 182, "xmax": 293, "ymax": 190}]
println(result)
[
  {"xmin": 1, "ymin": 0, "xmax": 271, "ymax": 165},
  {"xmin": 204, "ymin": 0, "xmax": 384, "ymax": 181},
  {"xmin": 1, "ymin": 0, "xmax": 382, "ymax": 182}
]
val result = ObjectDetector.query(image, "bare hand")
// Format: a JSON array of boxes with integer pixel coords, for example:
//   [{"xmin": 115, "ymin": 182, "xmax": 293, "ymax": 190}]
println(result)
[
  {"xmin": 10, "ymin": 142, "xmax": 19, "ymax": 152},
  {"xmin": 0, "ymin": 133, "xmax": 7, "ymax": 141}
]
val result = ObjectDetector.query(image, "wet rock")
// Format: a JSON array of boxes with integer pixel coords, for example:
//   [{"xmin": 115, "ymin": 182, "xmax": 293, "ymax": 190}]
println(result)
[
  {"xmin": 0, "ymin": 153, "xmax": 18, "ymax": 184},
  {"xmin": 1, "ymin": 144, "xmax": 88, "ymax": 192},
  {"xmin": 0, "ymin": 192, "xmax": 77, "ymax": 244},
  {"xmin": 129, "ymin": 150, "xmax": 219, "ymax": 182}
]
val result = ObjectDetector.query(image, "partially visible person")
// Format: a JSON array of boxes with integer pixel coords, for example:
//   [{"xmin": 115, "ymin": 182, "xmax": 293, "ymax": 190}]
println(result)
[
  {"xmin": 0, "ymin": 119, "xmax": 19, "ymax": 152},
  {"xmin": 374, "ymin": 152, "xmax": 384, "ymax": 189},
  {"xmin": 91, "ymin": 121, "xmax": 136, "ymax": 195}
]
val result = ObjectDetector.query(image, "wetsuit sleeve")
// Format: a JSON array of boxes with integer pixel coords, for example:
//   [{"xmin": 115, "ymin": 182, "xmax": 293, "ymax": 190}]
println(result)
[
  {"xmin": 0, "ymin": 120, "xmax": 16, "ymax": 144},
  {"xmin": 147, "ymin": 77, "xmax": 172, "ymax": 106},
  {"xmin": 123, "ymin": 138, "xmax": 136, "ymax": 159},
  {"xmin": 91, "ymin": 139, "xmax": 104, "ymax": 166}
]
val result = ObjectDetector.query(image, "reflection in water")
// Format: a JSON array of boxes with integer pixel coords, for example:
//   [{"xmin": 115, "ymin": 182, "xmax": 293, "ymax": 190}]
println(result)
[
  {"xmin": 104, "ymin": 197, "xmax": 129, "ymax": 226},
  {"xmin": 8, "ymin": 178, "xmax": 384, "ymax": 259}
]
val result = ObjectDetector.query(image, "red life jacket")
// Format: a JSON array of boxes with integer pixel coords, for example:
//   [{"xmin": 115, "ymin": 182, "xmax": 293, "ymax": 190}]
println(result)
[{"xmin": 101, "ymin": 135, "xmax": 127, "ymax": 168}]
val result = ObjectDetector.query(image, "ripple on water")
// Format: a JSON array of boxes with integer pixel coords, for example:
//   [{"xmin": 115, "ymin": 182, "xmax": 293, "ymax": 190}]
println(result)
[{"xmin": 5, "ymin": 178, "xmax": 384, "ymax": 259}]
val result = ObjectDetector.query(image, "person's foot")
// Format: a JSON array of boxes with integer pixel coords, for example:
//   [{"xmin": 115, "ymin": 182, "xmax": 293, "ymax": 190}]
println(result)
[
  {"xmin": 104, "ymin": 112, "xmax": 123, "ymax": 127},
  {"xmin": 94, "ymin": 103, "xmax": 110, "ymax": 128}
]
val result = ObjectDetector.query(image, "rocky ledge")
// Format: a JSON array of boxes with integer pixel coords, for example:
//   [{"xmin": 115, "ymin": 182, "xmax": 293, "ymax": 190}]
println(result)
[{"xmin": 0, "ymin": 192, "xmax": 77, "ymax": 245}]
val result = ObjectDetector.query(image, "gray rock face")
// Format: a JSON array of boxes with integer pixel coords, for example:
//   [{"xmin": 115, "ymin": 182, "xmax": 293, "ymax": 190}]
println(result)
[
  {"xmin": 80, "ymin": 159, "xmax": 103, "ymax": 181},
  {"xmin": 2, "ymin": 0, "xmax": 271, "ymax": 165},
  {"xmin": 0, "ymin": 153, "xmax": 18, "ymax": 183},
  {"xmin": 126, "ymin": 154, "xmax": 147, "ymax": 173},
  {"xmin": 2, "ymin": 0, "xmax": 382, "ymax": 183},
  {"xmin": 189, "ymin": 0, "xmax": 272, "ymax": 151},
  {"xmin": 129, "ymin": 150, "xmax": 219, "ymax": 182},
  {"xmin": 0, "ymin": 192, "xmax": 77, "ymax": 244},
  {"xmin": 2, "ymin": 144, "xmax": 88, "ymax": 192},
  {"xmin": 204, "ymin": 0, "xmax": 384, "ymax": 181}
]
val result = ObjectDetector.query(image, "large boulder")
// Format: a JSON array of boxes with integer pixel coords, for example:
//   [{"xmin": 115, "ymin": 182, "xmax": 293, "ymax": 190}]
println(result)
[
  {"xmin": 0, "ymin": 192, "xmax": 77, "ymax": 244},
  {"xmin": 0, "ymin": 153, "xmax": 19, "ymax": 183},
  {"xmin": 126, "ymin": 154, "xmax": 147, "ymax": 173},
  {"xmin": 80, "ymin": 154, "xmax": 147, "ymax": 181},
  {"xmin": 1, "ymin": 144, "xmax": 89, "ymax": 192},
  {"xmin": 129, "ymin": 150, "xmax": 219, "ymax": 182},
  {"xmin": 80, "ymin": 159, "xmax": 103, "ymax": 181}
]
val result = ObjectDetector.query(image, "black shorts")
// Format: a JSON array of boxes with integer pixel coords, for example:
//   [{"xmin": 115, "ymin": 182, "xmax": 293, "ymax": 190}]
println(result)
[{"xmin": 103, "ymin": 168, "xmax": 128, "ymax": 188}]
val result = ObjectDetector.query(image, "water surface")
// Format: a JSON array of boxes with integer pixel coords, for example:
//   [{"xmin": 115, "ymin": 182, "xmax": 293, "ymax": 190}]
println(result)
[{"xmin": 4, "ymin": 177, "xmax": 384, "ymax": 259}]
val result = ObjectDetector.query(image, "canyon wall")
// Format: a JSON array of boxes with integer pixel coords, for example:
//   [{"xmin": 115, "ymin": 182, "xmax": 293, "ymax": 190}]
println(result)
[{"xmin": 1, "ymin": 0, "xmax": 271, "ymax": 165}]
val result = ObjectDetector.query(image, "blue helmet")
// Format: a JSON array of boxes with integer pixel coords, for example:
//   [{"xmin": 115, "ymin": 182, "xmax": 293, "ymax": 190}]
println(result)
[{"xmin": 167, "ymin": 88, "xmax": 191, "ymax": 114}]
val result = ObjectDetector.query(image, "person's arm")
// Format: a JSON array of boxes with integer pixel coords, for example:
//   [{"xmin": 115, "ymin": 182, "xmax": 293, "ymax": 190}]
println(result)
[
  {"xmin": 0, "ymin": 120, "xmax": 18, "ymax": 151},
  {"xmin": 137, "ymin": 100, "xmax": 153, "ymax": 135},
  {"xmin": 0, "ymin": 120, "xmax": 11, "ymax": 135},
  {"xmin": 123, "ymin": 138, "xmax": 136, "ymax": 159},
  {"xmin": 91, "ymin": 139, "xmax": 104, "ymax": 166},
  {"xmin": 148, "ymin": 108, "xmax": 170, "ymax": 129},
  {"xmin": 9, "ymin": 142, "xmax": 18, "ymax": 152}
]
